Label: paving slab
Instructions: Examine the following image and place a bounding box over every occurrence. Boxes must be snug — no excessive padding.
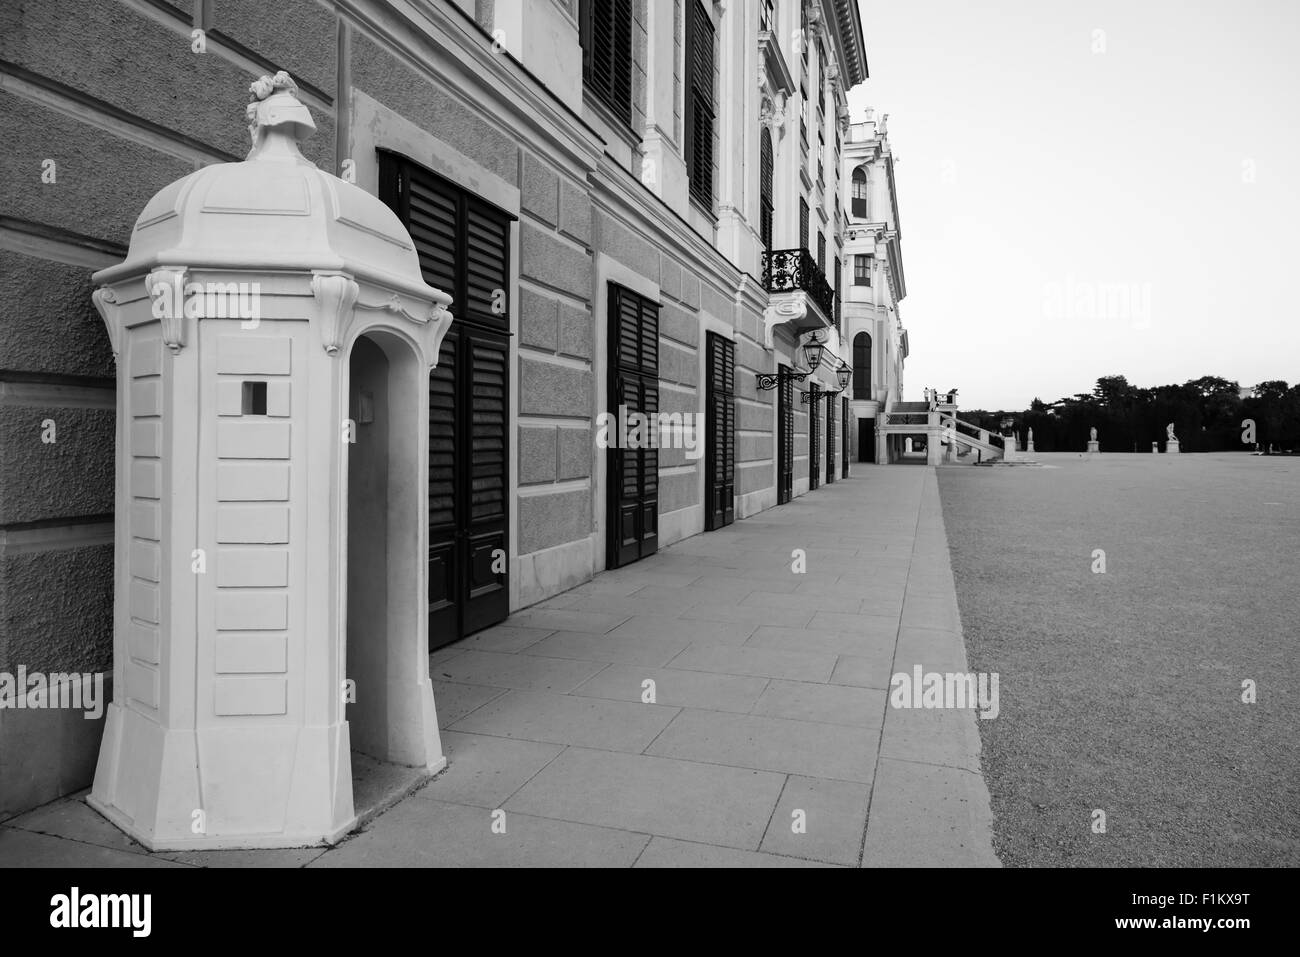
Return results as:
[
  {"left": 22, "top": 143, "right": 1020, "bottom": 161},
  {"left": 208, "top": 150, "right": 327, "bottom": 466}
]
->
[
  {"left": 667, "top": 642, "right": 837, "bottom": 683},
  {"left": 310, "top": 799, "right": 649, "bottom": 868},
  {"left": 569, "top": 665, "right": 769, "bottom": 713},
  {"left": 861, "top": 758, "right": 998, "bottom": 868},
  {"left": 449, "top": 689, "right": 678, "bottom": 752},
  {"left": 760, "top": 775, "right": 871, "bottom": 866},
  {"left": 830, "top": 653, "right": 895, "bottom": 690},
  {"left": 431, "top": 650, "right": 608, "bottom": 693},
  {"left": 5, "top": 794, "right": 149, "bottom": 858},
  {"left": 454, "top": 624, "right": 555, "bottom": 654},
  {"left": 422, "top": 732, "right": 566, "bottom": 808},
  {"left": 679, "top": 601, "right": 816, "bottom": 629},
  {"left": 505, "top": 608, "right": 633, "bottom": 634},
  {"left": 647, "top": 709, "right": 877, "bottom": 784},
  {"left": 608, "top": 614, "right": 757, "bottom": 645},
  {"left": 432, "top": 680, "right": 510, "bottom": 727},
  {"left": 504, "top": 747, "right": 785, "bottom": 850},
  {"left": 525, "top": 630, "right": 692, "bottom": 667},
  {"left": 750, "top": 679, "right": 887, "bottom": 728},
  {"left": 746, "top": 624, "right": 895, "bottom": 658},
  {"left": 0, "top": 827, "right": 185, "bottom": 868},
  {"left": 635, "top": 836, "right": 836, "bottom": 868}
]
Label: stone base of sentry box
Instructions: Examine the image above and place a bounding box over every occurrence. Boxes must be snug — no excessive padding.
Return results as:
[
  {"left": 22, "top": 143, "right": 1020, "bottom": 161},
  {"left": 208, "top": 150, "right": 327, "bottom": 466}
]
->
[{"left": 87, "top": 700, "right": 445, "bottom": 850}]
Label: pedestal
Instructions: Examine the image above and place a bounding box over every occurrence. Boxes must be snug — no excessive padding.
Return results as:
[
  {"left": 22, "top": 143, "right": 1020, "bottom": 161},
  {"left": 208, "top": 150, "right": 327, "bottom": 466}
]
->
[
  {"left": 1166, "top": 439, "right": 1180, "bottom": 454},
  {"left": 1086, "top": 441, "right": 1100, "bottom": 453}
]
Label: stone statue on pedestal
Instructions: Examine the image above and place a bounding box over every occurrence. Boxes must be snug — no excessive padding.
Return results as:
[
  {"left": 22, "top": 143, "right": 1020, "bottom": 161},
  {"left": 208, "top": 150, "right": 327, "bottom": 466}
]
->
[
  {"left": 1087, "top": 426, "right": 1100, "bottom": 453},
  {"left": 1165, "top": 422, "right": 1180, "bottom": 453}
]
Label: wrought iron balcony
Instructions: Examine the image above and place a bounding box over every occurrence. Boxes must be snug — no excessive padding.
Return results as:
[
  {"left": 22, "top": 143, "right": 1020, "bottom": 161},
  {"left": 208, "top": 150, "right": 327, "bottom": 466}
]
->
[{"left": 762, "top": 247, "right": 836, "bottom": 321}]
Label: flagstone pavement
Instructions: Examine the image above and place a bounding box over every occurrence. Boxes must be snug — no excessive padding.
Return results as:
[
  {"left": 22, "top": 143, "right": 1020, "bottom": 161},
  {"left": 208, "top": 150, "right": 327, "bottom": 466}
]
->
[{"left": 0, "top": 466, "right": 998, "bottom": 868}]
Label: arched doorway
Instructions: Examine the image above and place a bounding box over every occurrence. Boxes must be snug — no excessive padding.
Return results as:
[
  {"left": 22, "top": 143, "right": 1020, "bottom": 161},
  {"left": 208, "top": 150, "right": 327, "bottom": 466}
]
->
[{"left": 346, "top": 331, "right": 435, "bottom": 772}]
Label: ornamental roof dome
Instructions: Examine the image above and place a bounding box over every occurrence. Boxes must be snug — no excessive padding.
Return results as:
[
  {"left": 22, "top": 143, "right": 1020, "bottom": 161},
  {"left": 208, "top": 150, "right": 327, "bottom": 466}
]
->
[{"left": 94, "top": 72, "right": 437, "bottom": 304}]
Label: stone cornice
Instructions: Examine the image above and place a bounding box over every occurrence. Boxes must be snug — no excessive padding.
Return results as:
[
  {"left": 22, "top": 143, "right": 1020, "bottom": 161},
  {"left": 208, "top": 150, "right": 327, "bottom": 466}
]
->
[{"left": 338, "top": 0, "right": 604, "bottom": 175}]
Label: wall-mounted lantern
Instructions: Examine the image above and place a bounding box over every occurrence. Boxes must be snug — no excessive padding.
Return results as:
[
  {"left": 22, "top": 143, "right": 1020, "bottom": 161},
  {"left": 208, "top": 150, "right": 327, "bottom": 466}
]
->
[{"left": 802, "top": 330, "right": 827, "bottom": 370}]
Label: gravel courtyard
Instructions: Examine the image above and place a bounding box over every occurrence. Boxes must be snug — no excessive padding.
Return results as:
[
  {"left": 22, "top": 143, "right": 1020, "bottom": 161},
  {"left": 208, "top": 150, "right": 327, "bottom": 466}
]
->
[{"left": 937, "top": 452, "right": 1300, "bottom": 867}]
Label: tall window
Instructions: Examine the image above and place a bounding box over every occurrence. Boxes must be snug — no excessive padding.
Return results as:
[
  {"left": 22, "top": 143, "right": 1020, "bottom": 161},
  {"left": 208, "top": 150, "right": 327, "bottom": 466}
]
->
[
  {"left": 760, "top": 128, "right": 774, "bottom": 251},
  {"left": 854, "top": 254, "right": 871, "bottom": 286},
  {"left": 853, "top": 332, "right": 872, "bottom": 400},
  {"left": 851, "top": 167, "right": 868, "bottom": 218},
  {"left": 685, "top": 0, "right": 716, "bottom": 208},
  {"left": 799, "top": 198, "right": 809, "bottom": 251},
  {"left": 579, "top": 0, "right": 633, "bottom": 125},
  {"left": 816, "top": 231, "right": 825, "bottom": 272}
]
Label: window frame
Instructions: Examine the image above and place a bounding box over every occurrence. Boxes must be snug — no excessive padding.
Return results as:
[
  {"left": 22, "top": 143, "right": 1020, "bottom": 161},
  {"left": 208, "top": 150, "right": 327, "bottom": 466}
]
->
[
  {"left": 579, "top": 0, "right": 634, "bottom": 128},
  {"left": 684, "top": 0, "right": 716, "bottom": 210}
]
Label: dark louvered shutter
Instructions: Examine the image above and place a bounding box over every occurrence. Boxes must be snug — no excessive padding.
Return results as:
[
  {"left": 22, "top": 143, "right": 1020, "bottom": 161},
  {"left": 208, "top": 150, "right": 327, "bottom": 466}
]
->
[
  {"left": 834, "top": 255, "right": 842, "bottom": 333},
  {"left": 379, "top": 151, "right": 514, "bottom": 644},
  {"left": 799, "top": 199, "right": 810, "bottom": 252},
  {"left": 809, "top": 382, "right": 820, "bottom": 490},
  {"left": 581, "top": 0, "right": 633, "bottom": 125},
  {"left": 469, "top": 338, "right": 507, "bottom": 523},
  {"left": 826, "top": 391, "right": 836, "bottom": 484},
  {"left": 686, "top": 0, "right": 715, "bottom": 208},
  {"left": 760, "top": 129, "right": 774, "bottom": 252},
  {"left": 778, "top": 365, "right": 794, "bottom": 505},
  {"left": 465, "top": 203, "right": 510, "bottom": 330},
  {"left": 705, "top": 333, "right": 735, "bottom": 530},
  {"left": 817, "top": 231, "right": 825, "bottom": 273},
  {"left": 608, "top": 285, "right": 660, "bottom": 568},
  {"left": 426, "top": 330, "right": 457, "bottom": 634},
  {"left": 407, "top": 175, "right": 456, "bottom": 297},
  {"left": 842, "top": 397, "right": 851, "bottom": 478}
]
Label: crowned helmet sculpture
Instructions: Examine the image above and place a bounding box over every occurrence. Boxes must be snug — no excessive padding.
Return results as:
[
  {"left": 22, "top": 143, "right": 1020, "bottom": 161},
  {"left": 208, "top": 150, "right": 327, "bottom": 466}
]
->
[{"left": 245, "top": 70, "right": 316, "bottom": 155}]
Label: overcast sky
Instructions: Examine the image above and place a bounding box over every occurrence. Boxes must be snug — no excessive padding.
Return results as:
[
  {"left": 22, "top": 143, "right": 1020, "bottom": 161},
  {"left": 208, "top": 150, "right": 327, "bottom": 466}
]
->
[{"left": 847, "top": 0, "right": 1300, "bottom": 410}]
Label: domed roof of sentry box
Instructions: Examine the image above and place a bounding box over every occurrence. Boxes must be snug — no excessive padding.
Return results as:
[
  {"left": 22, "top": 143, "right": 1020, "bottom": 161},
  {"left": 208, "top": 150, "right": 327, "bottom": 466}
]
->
[{"left": 93, "top": 72, "right": 438, "bottom": 303}]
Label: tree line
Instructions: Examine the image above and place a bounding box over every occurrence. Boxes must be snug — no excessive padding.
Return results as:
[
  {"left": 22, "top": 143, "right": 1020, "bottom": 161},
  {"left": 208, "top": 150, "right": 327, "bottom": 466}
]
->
[{"left": 960, "top": 376, "right": 1300, "bottom": 453}]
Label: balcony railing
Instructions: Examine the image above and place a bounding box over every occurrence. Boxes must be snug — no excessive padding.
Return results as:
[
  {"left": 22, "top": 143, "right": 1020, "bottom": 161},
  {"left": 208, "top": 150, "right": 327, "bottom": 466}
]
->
[{"left": 762, "top": 247, "right": 835, "bottom": 321}]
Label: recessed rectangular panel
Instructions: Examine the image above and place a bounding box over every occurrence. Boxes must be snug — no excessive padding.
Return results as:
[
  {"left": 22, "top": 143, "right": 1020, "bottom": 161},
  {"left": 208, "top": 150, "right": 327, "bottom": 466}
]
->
[
  {"left": 127, "top": 623, "right": 160, "bottom": 665},
  {"left": 428, "top": 543, "right": 455, "bottom": 611},
  {"left": 130, "top": 420, "right": 161, "bottom": 458},
  {"left": 217, "top": 549, "right": 289, "bottom": 587},
  {"left": 129, "top": 540, "right": 161, "bottom": 583},
  {"left": 131, "top": 501, "right": 161, "bottom": 540},
  {"left": 213, "top": 677, "right": 288, "bottom": 716},
  {"left": 125, "top": 661, "right": 158, "bottom": 709},
  {"left": 132, "top": 338, "right": 163, "bottom": 377},
  {"left": 217, "top": 421, "right": 291, "bottom": 459},
  {"left": 130, "top": 581, "right": 160, "bottom": 625},
  {"left": 215, "top": 591, "right": 288, "bottom": 631},
  {"left": 217, "top": 463, "right": 290, "bottom": 501},
  {"left": 131, "top": 379, "right": 161, "bottom": 416},
  {"left": 216, "top": 336, "right": 291, "bottom": 375},
  {"left": 131, "top": 460, "right": 162, "bottom": 499},
  {"left": 216, "top": 506, "right": 289, "bottom": 544},
  {"left": 214, "top": 635, "right": 288, "bottom": 674}
]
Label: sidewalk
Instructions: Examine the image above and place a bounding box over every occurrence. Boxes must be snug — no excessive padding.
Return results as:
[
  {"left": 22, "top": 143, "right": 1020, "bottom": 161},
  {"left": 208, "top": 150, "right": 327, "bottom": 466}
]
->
[{"left": 0, "top": 467, "right": 998, "bottom": 868}]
